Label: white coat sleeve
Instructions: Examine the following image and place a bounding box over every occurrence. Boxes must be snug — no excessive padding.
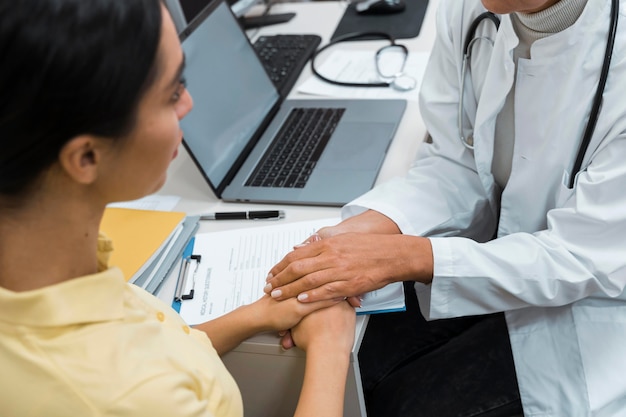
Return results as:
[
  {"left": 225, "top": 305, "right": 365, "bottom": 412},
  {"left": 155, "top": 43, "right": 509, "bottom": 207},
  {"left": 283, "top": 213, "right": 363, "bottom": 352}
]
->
[{"left": 423, "top": 132, "right": 626, "bottom": 319}]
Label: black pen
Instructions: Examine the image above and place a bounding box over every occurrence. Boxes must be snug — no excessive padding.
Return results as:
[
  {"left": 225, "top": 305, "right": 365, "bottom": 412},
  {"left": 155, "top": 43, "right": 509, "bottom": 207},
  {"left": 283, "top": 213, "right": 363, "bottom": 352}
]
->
[{"left": 200, "top": 210, "right": 285, "bottom": 220}]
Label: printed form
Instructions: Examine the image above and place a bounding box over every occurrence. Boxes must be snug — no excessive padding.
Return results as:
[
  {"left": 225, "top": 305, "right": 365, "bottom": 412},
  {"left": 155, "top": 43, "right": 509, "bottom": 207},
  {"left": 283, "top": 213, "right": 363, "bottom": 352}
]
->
[{"left": 178, "top": 218, "right": 405, "bottom": 325}]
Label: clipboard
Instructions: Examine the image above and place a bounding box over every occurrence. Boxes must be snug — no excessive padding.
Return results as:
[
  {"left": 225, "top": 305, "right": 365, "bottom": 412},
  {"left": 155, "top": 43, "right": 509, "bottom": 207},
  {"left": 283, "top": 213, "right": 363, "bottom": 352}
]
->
[
  {"left": 133, "top": 215, "right": 200, "bottom": 294},
  {"left": 172, "top": 237, "right": 196, "bottom": 313},
  {"left": 170, "top": 219, "right": 405, "bottom": 325}
]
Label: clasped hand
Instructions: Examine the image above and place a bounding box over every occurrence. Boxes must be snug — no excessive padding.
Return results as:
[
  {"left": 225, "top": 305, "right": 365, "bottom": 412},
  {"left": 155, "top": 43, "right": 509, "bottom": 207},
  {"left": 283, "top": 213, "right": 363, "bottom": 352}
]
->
[{"left": 264, "top": 225, "right": 433, "bottom": 304}]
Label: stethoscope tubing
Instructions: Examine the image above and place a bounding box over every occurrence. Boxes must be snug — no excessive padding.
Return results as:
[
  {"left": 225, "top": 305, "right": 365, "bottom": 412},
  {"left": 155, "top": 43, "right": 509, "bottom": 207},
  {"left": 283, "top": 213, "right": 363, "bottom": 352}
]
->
[
  {"left": 310, "top": 31, "right": 417, "bottom": 91},
  {"left": 458, "top": 2, "right": 618, "bottom": 188},
  {"left": 569, "top": 0, "right": 618, "bottom": 187},
  {"left": 311, "top": 31, "right": 394, "bottom": 88},
  {"left": 458, "top": 12, "right": 500, "bottom": 150}
]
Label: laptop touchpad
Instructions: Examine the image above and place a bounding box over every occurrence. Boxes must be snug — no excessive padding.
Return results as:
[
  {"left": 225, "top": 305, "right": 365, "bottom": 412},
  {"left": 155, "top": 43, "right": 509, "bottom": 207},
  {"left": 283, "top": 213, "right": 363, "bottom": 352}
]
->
[{"left": 317, "top": 122, "right": 395, "bottom": 170}]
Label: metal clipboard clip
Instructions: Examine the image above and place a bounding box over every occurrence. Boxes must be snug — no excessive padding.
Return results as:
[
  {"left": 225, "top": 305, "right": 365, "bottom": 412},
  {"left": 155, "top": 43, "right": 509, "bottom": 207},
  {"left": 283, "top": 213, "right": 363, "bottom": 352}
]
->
[{"left": 174, "top": 254, "right": 201, "bottom": 302}]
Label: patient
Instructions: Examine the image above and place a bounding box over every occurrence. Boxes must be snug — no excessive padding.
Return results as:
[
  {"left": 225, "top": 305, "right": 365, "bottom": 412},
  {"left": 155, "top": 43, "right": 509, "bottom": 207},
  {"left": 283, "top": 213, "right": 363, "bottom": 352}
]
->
[{"left": 0, "top": 1, "right": 354, "bottom": 416}]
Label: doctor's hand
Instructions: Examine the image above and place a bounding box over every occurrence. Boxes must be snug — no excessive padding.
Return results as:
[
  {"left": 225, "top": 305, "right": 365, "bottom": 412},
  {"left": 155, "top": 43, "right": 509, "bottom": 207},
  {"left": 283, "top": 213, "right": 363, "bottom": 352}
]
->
[
  {"left": 304, "top": 209, "right": 404, "bottom": 242},
  {"left": 264, "top": 231, "right": 434, "bottom": 304},
  {"left": 294, "top": 209, "right": 405, "bottom": 307}
]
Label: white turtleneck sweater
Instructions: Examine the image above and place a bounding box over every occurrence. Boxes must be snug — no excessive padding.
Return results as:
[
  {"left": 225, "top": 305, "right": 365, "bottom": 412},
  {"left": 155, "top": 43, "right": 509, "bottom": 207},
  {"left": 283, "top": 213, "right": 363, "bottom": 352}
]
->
[{"left": 491, "top": 0, "right": 587, "bottom": 190}]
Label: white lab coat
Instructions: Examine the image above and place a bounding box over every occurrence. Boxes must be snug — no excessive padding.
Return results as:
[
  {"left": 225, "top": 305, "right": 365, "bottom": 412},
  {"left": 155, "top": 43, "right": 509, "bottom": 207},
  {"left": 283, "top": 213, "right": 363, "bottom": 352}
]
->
[{"left": 344, "top": 0, "right": 626, "bottom": 415}]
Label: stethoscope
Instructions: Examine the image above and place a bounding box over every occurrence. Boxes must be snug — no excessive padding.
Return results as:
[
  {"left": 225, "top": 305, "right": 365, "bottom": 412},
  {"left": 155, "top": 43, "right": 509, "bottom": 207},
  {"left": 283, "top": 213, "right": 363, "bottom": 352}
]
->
[
  {"left": 459, "top": 0, "right": 618, "bottom": 188},
  {"left": 310, "top": 31, "right": 417, "bottom": 91}
]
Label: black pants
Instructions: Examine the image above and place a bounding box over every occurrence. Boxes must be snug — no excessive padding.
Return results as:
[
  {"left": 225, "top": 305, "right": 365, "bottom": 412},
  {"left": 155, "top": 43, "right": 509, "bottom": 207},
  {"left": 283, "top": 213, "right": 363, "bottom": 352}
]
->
[{"left": 358, "top": 282, "right": 523, "bottom": 417}]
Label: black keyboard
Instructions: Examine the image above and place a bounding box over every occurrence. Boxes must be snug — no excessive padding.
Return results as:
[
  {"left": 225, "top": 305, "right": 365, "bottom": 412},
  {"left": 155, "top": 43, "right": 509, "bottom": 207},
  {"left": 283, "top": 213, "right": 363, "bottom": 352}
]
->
[
  {"left": 245, "top": 107, "right": 345, "bottom": 188},
  {"left": 253, "top": 34, "right": 322, "bottom": 97}
]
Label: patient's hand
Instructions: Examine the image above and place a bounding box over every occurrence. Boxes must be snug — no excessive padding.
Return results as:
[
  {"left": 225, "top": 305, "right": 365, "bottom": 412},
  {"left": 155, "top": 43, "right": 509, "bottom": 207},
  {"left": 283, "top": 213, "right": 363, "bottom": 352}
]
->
[
  {"left": 291, "top": 300, "right": 356, "bottom": 354},
  {"left": 290, "top": 301, "right": 356, "bottom": 417}
]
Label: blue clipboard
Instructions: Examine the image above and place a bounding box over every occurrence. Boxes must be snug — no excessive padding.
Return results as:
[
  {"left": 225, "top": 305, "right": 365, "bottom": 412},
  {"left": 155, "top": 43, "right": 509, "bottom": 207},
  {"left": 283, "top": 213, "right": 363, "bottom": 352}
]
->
[{"left": 172, "top": 236, "right": 196, "bottom": 313}]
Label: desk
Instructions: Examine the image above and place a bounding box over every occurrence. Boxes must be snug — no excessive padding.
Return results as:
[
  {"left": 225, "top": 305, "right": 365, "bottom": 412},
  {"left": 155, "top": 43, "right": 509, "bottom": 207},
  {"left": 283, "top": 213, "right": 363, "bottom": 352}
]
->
[{"left": 157, "top": 1, "right": 438, "bottom": 415}]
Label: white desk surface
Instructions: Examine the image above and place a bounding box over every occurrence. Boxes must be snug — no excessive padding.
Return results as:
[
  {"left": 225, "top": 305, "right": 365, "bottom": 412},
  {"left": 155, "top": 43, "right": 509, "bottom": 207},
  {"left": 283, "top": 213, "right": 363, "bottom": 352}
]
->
[{"left": 156, "top": 1, "right": 439, "bottom": 415}]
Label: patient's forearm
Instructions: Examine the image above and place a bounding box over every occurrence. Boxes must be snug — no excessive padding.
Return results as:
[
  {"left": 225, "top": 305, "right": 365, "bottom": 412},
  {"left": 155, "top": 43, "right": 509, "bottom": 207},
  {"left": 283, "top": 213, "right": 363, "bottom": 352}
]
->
[
  {"left": 193, "top": 304, "right": 264, "bottom": 355},
  {"left": 294, "top": 343, "right": 351, "bottom": 417}
]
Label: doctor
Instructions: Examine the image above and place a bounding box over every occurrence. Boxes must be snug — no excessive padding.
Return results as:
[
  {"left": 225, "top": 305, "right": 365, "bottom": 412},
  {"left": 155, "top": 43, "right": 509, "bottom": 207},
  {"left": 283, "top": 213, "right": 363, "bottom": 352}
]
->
[{"left": 265, "top": 0, "right": 626, "bottom": 415}]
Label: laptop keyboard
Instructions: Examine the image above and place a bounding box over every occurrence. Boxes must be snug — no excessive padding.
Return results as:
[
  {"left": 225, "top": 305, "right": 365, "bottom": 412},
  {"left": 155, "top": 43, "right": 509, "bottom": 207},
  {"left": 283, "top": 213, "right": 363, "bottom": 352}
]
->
[
  {"left": 245, "top": 107, "right": 345, "bottom": 188},
  {"left": 253, "top": 34, "right": 321, "bottom": 97}
]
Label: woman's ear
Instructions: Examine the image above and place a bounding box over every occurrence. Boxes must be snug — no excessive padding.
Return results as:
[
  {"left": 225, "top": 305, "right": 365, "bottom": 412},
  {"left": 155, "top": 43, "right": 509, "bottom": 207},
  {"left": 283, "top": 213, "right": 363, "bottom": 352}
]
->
[{"left": 57, "top": 135, "right": 106, "bottom": 185}]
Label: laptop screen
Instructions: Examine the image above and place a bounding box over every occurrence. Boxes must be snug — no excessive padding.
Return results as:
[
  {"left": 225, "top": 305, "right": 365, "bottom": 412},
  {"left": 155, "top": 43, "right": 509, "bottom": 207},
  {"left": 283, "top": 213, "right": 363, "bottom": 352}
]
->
[{"left": 179, "top": 1, "right": 279, "bottom": 191}]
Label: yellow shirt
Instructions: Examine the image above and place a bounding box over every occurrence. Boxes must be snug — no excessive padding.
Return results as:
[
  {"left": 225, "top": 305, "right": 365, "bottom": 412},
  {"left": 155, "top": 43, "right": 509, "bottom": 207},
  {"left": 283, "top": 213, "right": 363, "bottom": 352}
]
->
[{"left": 0, "top": 235, "right": 243, "bottom": 417}]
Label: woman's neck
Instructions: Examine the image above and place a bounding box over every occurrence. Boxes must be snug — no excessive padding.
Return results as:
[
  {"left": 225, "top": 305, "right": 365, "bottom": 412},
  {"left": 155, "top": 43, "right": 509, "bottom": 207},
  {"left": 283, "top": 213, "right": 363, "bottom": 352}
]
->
[{"left": 0, "top": 195, "right": 104, "bottom": 292}]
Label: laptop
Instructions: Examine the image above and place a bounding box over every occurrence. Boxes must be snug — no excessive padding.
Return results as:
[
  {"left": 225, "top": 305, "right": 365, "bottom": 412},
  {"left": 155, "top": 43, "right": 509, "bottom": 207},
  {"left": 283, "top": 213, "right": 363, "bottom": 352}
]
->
[{"left": 178, "top": 0, "right": 407, "bottom": 206}]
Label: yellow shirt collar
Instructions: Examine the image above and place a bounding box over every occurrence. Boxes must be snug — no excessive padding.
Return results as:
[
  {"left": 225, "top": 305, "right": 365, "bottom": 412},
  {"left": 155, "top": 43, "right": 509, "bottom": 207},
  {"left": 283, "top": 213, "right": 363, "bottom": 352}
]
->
[{"left": 0, "top": 233, "right": 126, "bottom": 327}]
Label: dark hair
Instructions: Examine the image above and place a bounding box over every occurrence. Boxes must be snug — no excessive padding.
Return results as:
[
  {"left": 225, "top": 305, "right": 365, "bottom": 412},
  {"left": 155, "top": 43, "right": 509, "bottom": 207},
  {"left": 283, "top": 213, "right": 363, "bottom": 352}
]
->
[{"left": 0, "top": 0, "right": 162, "bottom": 197}]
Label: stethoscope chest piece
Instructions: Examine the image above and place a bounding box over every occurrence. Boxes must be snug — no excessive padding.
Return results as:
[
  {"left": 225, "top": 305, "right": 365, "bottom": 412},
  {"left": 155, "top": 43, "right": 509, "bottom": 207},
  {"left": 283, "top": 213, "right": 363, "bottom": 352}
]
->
[{"left": 391, "top": 75, "right": 417, "bottom": 91}]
